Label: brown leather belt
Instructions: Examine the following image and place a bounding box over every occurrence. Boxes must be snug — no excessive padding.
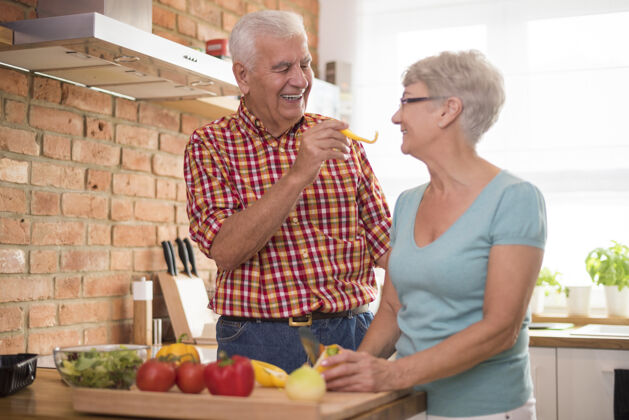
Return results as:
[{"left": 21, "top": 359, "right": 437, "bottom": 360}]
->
[{"left": 221, "top": 305, "right": 369, "bottom": 327}]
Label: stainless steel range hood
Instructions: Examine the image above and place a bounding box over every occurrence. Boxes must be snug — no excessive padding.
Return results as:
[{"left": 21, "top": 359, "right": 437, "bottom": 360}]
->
[{"left": 0, "top": 12, "right": 240, "bottom": 102}]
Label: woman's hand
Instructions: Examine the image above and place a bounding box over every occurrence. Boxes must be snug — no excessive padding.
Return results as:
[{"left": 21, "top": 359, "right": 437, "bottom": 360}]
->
[{"left": 320, "top": 350, "right": 400, "bottom": 392}]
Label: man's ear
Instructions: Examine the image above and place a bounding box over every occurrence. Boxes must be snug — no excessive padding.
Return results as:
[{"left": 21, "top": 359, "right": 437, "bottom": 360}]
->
[
  {"left": 437, "top": 97, "right": 463, "bottom": 128},
  {"left": 233, "top": 62, "right": 250, "bottom": 95}
]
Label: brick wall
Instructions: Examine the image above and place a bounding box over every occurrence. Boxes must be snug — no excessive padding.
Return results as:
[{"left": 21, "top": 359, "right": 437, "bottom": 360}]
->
[{"left": 0, "top": 0, "right": 320, "bottom": 354}]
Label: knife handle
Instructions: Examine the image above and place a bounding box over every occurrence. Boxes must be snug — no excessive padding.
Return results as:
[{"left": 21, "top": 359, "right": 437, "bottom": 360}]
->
[
  {"left": 183, "top": 238, "right": 198, "bottom": 277},
  {"left": 176, "top": 237, "right": 191, "bottom": 277},
  {"left": 161, "top": 241, "right": 175, "bottom": 276},
  {"left": 166, "top": 241, "right": 178, "bottom": 276}
]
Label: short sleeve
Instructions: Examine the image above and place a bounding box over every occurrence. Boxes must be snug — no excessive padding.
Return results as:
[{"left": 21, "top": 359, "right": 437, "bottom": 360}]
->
[{"left": 490, "top": 181, "right": 547, "bottom": 249}]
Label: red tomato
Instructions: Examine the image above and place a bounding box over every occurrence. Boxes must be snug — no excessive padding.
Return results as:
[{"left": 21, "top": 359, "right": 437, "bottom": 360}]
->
[
  {"left": 136, "top": 359, "right": 176, "bottom": 392},
  {"left": 204, "top": 352, "right": 254, "bottom": 397},
  {"left": 176, "top": 362, "right": 206, "bottom": 394}
]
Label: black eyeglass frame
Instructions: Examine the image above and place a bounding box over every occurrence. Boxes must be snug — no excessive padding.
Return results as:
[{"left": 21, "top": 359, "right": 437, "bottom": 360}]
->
[{"left": 400, "top": 96, "right": 446, "bottom": 105}]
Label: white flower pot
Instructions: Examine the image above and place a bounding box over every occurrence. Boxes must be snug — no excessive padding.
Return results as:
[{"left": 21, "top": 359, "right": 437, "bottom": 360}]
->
[
  {"left": 566, "top": 286, "right": 591, "bottom": 316},
  {"left": 530, "top": 286, "right": 545, "bottom": 314},
  {"left": 604, "top": 286, "right": 629, "bottom": 317}
]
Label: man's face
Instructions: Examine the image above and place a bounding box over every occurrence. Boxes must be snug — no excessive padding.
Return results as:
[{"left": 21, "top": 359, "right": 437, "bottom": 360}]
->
[{"left": 236, "top": 33, "right": 313, "bottom": 137}]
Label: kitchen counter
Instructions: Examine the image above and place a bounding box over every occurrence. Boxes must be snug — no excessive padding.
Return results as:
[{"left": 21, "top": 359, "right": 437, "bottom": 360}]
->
[
  {"left": 529, "top": 327, "right": 629, "bottom": 350},
  {"left": 0, "top": 368, "right": 426, "bottom": 420}
]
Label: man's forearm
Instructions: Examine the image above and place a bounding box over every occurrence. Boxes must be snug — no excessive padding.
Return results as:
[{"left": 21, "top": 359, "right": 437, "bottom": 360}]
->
[{"left": 209, "top": 171, "right": 308, "bottom": 271}]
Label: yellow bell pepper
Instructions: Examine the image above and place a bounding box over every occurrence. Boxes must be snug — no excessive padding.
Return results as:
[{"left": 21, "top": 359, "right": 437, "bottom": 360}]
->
[
  {"left": 251, "top": 360, "right": 288, "bottom": 388},
  {"left": 155, "top": 334, "right": 200, "bottom": 366},
  {"left": 340, "top": 128, "right": 379, "bottom": 144},
  {"left": 314, "top": 344, "right": 342, "bottom": 373}
]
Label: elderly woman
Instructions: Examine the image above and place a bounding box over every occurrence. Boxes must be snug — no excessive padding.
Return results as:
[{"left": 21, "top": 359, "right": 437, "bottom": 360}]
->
[{"left": 322, "top": 50, "right": 546, "bottom": 420}]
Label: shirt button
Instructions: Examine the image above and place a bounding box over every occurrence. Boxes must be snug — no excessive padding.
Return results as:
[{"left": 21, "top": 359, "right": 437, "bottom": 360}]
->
[
  {"left": 291, "top": 217, "right": 299, "bottom": 225},
  {"left": 255, "top": 120, "right": 261, "bottom": 127}
]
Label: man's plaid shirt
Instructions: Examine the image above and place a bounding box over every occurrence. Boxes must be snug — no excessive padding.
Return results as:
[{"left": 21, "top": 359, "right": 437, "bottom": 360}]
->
[{"left": 185, "top": 100, "right": 391, "bottom": 318}]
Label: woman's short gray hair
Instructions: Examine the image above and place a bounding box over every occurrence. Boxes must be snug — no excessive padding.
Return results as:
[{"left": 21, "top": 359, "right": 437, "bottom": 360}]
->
[
  {"left": 229, "top": 10, "right": 307, "bottom": 69},
  {"left": 403, "top": 50, "right": 505, "bottom": 145}
]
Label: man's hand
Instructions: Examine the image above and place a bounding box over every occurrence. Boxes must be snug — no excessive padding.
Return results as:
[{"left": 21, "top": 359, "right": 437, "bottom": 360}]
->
[{"left": 290, "top": 119, "right": 350, "bottom": 186}]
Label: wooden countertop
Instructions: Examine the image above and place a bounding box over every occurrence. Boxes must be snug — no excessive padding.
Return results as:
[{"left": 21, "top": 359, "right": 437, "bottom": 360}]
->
[
  {"left": 1, "top": 369, "right": 426, "bottom": 420},
  {"left": 529, "top": 328, "right": 629, "bottom": 350}
]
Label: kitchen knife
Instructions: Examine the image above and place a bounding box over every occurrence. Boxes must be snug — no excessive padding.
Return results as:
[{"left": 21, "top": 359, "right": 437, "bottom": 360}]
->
[
  {"left": 165, "top": 241, "right": 178, "bottom": 276},
  {"left": 175, "top": 237, "right": 192, "bottom": 277},
  {"left": 298, "top": 327, "right": 322, "bottom": 366},
  {"left": 161, "top": 241, "right": 175, "bottom": 276},
  {"left": 183, "top": 238, "right": 198, "bottom": 277}
]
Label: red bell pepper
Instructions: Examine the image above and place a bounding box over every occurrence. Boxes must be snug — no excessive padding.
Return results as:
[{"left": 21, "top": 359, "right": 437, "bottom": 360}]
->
[{"left": 204, "top": 351, "right": 255, "bottom": 397}]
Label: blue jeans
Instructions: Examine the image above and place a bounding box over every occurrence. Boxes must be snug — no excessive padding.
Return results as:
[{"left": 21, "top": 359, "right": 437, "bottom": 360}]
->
[{"left": 216, "top": 312, "right": 374, "bottom": 373}]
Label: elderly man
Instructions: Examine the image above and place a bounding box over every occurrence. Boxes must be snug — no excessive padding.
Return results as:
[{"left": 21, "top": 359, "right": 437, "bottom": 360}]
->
[{"left": 185, "top": 10, "right": 391, "bottom": 373}]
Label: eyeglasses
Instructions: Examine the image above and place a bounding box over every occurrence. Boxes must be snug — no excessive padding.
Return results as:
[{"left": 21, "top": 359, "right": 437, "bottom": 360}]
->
[{"left": 400, "top": 96, "right": 444, "bottom": 106}]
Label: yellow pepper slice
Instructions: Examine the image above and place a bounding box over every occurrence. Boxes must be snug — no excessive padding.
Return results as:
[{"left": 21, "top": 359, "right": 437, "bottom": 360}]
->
[
  {"left": 340, "top": 128, "right": 379, "bottom": 144},
  {"left": 251, "top": 359, "right": 288, "bottom": 388},
  {"left": 314, "top": 344, "right": 342, "bottom": 373}
]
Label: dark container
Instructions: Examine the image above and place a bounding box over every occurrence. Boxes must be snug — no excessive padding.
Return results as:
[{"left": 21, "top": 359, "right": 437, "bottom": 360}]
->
[{"left": 0, "top": 353, "right": 38, "bottom": 397}]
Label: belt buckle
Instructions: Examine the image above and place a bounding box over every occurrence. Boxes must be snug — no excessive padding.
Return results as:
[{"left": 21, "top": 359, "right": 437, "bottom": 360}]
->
[{"left": 289, "top": 313, "right": 312, "bottom": 327}]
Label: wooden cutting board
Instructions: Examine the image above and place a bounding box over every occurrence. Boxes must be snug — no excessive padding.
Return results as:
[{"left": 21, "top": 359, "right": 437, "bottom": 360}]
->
[{"left": 72, "top": 386, "right": 424, "bottom": 420}]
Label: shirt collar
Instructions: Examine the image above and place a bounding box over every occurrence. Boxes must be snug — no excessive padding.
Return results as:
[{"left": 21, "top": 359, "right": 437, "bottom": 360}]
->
[{"left": 237, "top": 97, "right": 305, "bottom": 142}]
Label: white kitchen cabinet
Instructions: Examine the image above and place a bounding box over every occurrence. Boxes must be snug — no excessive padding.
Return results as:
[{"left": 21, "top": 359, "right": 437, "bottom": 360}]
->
[
  {"left": 529, "top": 347, "right": 557, "bottom": 420},
  {"left": 557, "top": 348, "right": 629, "bottom": 420}
]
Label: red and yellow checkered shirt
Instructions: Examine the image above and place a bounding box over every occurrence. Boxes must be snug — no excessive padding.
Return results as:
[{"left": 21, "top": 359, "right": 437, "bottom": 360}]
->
[{"left": 185, "top": 100, "right": 391, "bottom": 318}]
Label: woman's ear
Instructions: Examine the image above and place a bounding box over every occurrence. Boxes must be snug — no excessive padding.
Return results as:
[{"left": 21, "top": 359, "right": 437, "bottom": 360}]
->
[
  {"left": 438, "top": 97, "right": 463, "bottom": 128},
  {"left": 233, "top": 62, "right": 250, "bottom": 95}
]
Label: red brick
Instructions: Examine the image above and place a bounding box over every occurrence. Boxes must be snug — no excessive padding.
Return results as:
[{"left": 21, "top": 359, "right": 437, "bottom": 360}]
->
[
  {"left": 60, "top": 249, "right": 108, "bottom": 272},
  {"left": 60, "top": 300, "right": 110, "bottom": 325},
  {"left": 159, "top": 0, "right": 186, "bottom": 11},
  {"left": 264, "top": 0, "right": 279, "bottom": 9},
  {"left": 111, "top": 296, "right": 133, "bottom": 321},
  {"left": 0, "top": 306, "right": 23, "bottom": 332},
  {"left": 0, "top": 218, "right": 29, "bottom": 245},
  {"left": 54, "top": 276, "right": 81, "bottom": 299},
  {"left": 42, "top": 134, "right": 72, "bottom": 160},
  {"left": 111, "top": 198, "right": 133, "bottom": 221},
  {"left": 0, "top": 125, "right": 38, "bottom": 155},
  {"left": 197, "top": 24, "right": 228, "bottom": 44},
  {"left": 180, "top": 114, "right": 203, "bottom": 136},
  {"left": 134, "top": 248, "right": 168, "bottom": 271},
  {"left": 154, "top": 29, "right": 190, "bottom": 46},
  {"left": 88, "top": 223, "right": 111, "bottom": 245},
  {"left": 31, "top": 161, "right": 84, "bottom": 190},
  {"left": 115, "top": 98, "right": 138, "bottom": 121},
  {"left": 0, "top": 248, "right": 26, "bottom": 273},
  {"left": 112, "top": 224, "right": 156, "bottom": 247},
  {"left": 175, "top": 204, "right": 188, "bottom": 224},
  {"left": 0, "top": 334, "right": 26, "bottom": 354},
  {"left": 29, "top": 303, "right": 57, "bottom": 328},
  {"left": 122, "top": 148, "right": 152, "bottom": 172},
  {"left": 84, "top": 326, "right": 108, "bottom": 345},
  {"left": 16, "top": 0, "right": 37, "bottom": 8},
  {"left": 28, "top": 329, "right": 81, "bottom": 354},
  {"left": 0, "top": 186, "right": 26, "bottom": 213},
  {"left": 31, "top": 190, "right": 60, "bottom": 215},
  {"left": 115, "top": 124, "right": 159, "bottom": 149},
  {"left": 32, "top": 221, "right": 84, "bottom": 246},
  {"left": 176, "top": 183, "right": 187, "bottom": 201},
  {"left": 109, "top": 322, "right": 132, "bottom": 344},
  {"left": 222, "top": 12, "right": 240, "bottom": 32},
  {"left": 5, "top": 100, "right": 27, "bottom": 124},
  {"left": 112, "top": 173, "right": 155, "bottom": 198},
  {"left": 153, "top": 4, "right": 176, "bottom": 29},
  {"left": 30, "top": 249, "right": 58, "bottom": 274},
  {"left": 215, "top": 0, "right": 245, "bottom": 14},
  {"left": 62, "top": 193, "right": 108, "bottom": 219},
  {"left": 139, "top": 103, "right": 180, "bottom": 132},
  {"left": 33, "top": 76, "right": 62, "bottom": 103},
  {"left": 153, "top": 153, "right": 183, "bottom": 178},
  {"left": 0, "top": 2, "right": 24, "bottom": 20},
  {"left": 189, "top": 0, "right": 222, "bottom": 27},
  {"left": 134, "top": 200, "right": 173, "bottom": 223},
  {"left": 84, "top": 273, "right": 130, "bottom": 297},
  {"left": 0, "top": 157, "right": 29, "bottom": 184},
  {"left": 177, "top": 14, "right": 196, "bottom": 38},
  {"left": 72, "top": 139, "right": 120, "bottom": 166},
  {"left": 160, "top": 132, "right": 189, "bottom": 155},
  {"left": 29, "top": 105, "right": 83, "bottom": 136},
  {"left": 61, "top": 84, "right": 112, "bottom": 114},
  {"left": 87, "top": 169, "right": 111, "bottom": 192},
  {"left": 111, "top": 250, "right": 133, "bottom": 271},
  {"left": 157, "top": 225, "right": 177, "bottom": 243},
  {"left": 246, "top": 3, "right": 264, "bottom": 13},
  {"left": 86, "top": 117, "right": 113, "bottom": 141},
  {"left": 156, "top": 178, "right": 177, "bottom": 200},
  {"left": 0, "top": 276, "right": 53, "bottom": 303},
  {"left": 0, "top": 68, "right": 28, "bottom": 97}
]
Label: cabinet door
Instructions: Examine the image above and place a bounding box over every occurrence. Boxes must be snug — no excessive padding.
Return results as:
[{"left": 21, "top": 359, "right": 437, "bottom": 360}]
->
[
  {"left": 530, "top": 347, "right": 557, "bottom": 420},
  {"left": 557, "top": 348, "right": 629, "bottom": 420}
]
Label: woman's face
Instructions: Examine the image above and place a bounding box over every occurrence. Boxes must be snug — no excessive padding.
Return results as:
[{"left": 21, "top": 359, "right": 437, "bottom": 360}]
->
[{"left": 391, "top": 81, "right": 443, "bottom": 156}]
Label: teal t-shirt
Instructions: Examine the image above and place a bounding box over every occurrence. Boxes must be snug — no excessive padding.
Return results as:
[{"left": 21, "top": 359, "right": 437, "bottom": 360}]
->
[{"left": 389, "top": 170, "right": 547, "bottom": 417}]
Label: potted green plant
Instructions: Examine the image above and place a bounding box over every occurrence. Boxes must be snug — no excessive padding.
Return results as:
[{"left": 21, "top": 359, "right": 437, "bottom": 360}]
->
[
  {"left": 585, "top": 241, "right": 629, "bottom": 317},
  {"left": 531, "top": 267, "right": 563, "bottom": 314}
]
